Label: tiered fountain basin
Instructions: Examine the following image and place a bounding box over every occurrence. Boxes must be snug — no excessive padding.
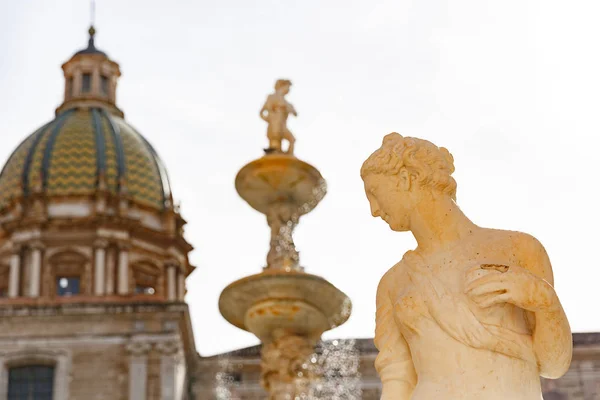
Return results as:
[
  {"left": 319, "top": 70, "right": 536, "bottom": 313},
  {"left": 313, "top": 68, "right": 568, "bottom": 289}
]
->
[
  {"left": 219, "top": 270, "right": 351, "bottom": 342},
  {"left": 235, "top": 153, "right": 326, "bottom": 215}
]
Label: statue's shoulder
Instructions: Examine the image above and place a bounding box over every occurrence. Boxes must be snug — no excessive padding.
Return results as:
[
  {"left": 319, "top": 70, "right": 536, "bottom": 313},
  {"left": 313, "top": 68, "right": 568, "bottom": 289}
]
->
[
  {"left": 479, "top": 228, "right": 549, "bottom": 273},
  {"left": 480, "top": 227, "right": 545, "bottom": 254},
  {"left": 378, "top": 258, "right": 411, "bottom": 292}
]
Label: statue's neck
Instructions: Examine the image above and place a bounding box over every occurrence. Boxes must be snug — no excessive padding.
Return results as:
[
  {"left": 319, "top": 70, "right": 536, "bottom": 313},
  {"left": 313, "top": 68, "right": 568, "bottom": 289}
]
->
[{"left": 410, "top": 197, "right": 478, "bottom": 254}]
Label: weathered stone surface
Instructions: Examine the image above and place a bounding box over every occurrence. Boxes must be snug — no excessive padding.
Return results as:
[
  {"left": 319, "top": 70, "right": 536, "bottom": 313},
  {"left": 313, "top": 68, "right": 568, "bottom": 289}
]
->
[{"left": 361, "top": 133, "right": 572, "bottom": 399}]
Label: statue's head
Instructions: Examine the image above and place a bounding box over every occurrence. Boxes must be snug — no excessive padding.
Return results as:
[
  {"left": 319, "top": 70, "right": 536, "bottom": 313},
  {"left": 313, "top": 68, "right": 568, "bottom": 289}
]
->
[
  {"left": 275, "top": 79, "right": 292, "bottom": 94},
  {"left": 361, "top": 133, "right": 456, "bottom": 231}
]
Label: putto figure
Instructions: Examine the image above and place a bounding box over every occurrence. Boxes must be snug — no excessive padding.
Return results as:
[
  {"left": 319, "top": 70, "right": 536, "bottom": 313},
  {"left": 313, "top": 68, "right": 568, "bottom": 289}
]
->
[
  {"left": 361, "top": 133, "right": 572, "bottom": 400},
  {"left": 260, "top": 79, "right": 297, "bottom": 154}
]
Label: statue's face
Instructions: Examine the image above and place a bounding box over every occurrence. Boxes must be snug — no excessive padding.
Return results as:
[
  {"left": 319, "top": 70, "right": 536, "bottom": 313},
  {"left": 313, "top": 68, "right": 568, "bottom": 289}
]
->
[
  {"left": 276, "top": 84, "right": 290, "bottom": 95},
  {"left": 363, "top": 173, "right": 413, "bottom": 232}
]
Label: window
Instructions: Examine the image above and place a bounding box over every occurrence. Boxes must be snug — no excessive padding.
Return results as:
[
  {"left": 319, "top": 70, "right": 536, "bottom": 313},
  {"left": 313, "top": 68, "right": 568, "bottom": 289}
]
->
[
  {"left": 0, "top": 265, "right": 8, "bottom": 297},
  {"left": 56, "top": 277, "right": 80, "bottom": 296},
  {"left": 81, "top": 73, "right": 91, "bottom": 93},
  {"left": 135, "top": 285, "right": 155, "bottom": 295},
  {"left": 8, "top": 365, "right": 54, "bottom": 400},
  {"left": 100, "top": 75, "right": 109, "bottom": 96},
  {"left": 49, "top": 251, "right": 87, "bottom": 297},
  {"left": 65, "top": 77, "right": 73, "bottom": 100},
  {"left": 132, "top": 263, "right": 160, "bottom": 296}
]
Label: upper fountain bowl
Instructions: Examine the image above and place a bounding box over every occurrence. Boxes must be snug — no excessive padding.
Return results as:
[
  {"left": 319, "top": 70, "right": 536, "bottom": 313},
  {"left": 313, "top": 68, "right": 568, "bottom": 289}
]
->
[{"left": 235, "top": 154, "right": 326, "bottom": 216}]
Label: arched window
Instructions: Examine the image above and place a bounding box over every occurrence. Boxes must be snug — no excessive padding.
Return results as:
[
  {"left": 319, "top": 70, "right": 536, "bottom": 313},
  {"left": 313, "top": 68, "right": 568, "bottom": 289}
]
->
[
  {"left": 132, "top": 262, "right": 160, "bottom": 296},
  {"left": 100, "top": 75, "right": 109, "bottom": 96},
  {"left": 8, "top": 365, "right": 54, "bottom": 399},
  {"left": 47, "top": 250, "right": 88, "bottom": 297},
  {"left": 65, "top": 77, "right": 73, "bottom": 101},
  {"left": 81, "top": 73, "right": 92, "bottom": 93}
]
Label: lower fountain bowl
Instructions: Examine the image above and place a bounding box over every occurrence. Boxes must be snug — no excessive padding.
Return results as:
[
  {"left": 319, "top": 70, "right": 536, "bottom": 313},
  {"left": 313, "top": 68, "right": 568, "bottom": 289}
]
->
[{"left": 219, "top": 270, "right": 351, "bottom": 341}]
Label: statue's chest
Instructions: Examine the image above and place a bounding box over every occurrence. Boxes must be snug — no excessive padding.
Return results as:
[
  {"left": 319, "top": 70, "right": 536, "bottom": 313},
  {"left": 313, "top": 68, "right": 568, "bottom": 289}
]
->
[{"left": 393, "top": 253, "right": 519, "bottom": 333}]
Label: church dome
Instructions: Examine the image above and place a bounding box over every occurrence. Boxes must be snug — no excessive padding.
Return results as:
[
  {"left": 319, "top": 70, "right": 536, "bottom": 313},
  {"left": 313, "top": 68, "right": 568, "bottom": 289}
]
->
[
  {"left": 0, "top": 25, "right": 192, "bottom": 310},
  {"left": 0, "top": 108, "right": 171, "bottom": 211}
]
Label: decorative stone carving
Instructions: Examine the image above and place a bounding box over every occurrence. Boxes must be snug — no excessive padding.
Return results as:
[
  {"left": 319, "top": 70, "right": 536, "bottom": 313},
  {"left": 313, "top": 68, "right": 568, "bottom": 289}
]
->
[
  {"left": 126, "top": 341, "right": 152, "bottom": 400},
  {"left": 266, "top": 202, "right": 300, "bottom": 270},
  {"left": 361, "top": 133, "right": 573, "bottom": 399},
  {"left": 125, "top": 341, "right": 152, "bottom": 356},
  {"left": 156, "top": 340, "right": 183, "bottom": 400},
  {"left": 261, "top": 334, "right": 315, "bottom": 400},
  {"left": 155, "top": 341, "right": 180, "bottom": 356},
  {"left": 260, "top": 79, "right": 297, "bottom": 154}
]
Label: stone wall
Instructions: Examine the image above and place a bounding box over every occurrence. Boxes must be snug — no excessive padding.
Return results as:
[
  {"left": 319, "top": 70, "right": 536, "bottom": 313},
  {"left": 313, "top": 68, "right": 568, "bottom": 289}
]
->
[
  {"left": 196, "top": 333, "right": 600, "bottom": 400},
  {"left": 0, "top": 302, "right": 195, "bottom": 400}
]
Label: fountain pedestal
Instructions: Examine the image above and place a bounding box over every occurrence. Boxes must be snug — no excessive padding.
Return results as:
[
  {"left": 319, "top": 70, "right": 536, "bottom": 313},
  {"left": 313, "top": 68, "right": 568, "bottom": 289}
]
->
[{"left": 219, "top": 153, "right": 351, "bottom": 399}]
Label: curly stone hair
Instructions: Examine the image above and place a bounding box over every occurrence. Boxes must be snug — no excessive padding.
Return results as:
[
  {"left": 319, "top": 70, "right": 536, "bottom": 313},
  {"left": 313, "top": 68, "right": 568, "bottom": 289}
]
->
[
  {"left": 361, "top": 132, "right": 457, "bottom": 199},
  {"left": 274, "top": 79, "right": 292, "bottom": 90}
]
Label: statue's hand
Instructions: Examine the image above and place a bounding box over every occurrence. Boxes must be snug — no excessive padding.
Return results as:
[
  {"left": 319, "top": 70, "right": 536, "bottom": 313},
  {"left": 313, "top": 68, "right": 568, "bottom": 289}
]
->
[{"left": 464, "top": 264, "right": 559, "bottom": 312}]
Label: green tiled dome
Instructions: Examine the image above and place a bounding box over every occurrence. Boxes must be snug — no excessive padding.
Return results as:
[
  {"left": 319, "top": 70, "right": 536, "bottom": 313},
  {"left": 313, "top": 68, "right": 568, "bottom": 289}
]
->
[{"left": 0, "top": 108, "right": 172, "bottom": 211}]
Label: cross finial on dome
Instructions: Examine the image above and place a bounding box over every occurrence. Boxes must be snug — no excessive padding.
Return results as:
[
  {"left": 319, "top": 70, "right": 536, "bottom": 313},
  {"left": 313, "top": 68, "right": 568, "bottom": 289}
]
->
[{"left": 88, "top": 25, "right": 97, "bottom": 49}]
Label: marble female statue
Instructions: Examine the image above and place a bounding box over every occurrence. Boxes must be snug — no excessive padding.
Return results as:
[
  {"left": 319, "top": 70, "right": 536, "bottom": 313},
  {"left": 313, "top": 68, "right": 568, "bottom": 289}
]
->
[
  {"left": 361, "top": 133, "right": 572, "bottom": 399},
  {"left": 260, "top": 79, "right": 297, "bottom": 154}
]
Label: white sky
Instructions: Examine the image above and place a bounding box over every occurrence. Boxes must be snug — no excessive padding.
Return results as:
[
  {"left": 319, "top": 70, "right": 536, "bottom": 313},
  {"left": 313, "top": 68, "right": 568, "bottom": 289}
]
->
[{"left": 1, "top": 1, "right": 599, "bottom": 357}]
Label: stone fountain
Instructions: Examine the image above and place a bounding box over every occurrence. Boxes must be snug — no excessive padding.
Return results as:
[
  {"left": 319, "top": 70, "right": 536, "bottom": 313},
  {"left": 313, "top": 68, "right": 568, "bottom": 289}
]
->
[{"left": 219, "top": 79, "right": 351, "bottom": 399}]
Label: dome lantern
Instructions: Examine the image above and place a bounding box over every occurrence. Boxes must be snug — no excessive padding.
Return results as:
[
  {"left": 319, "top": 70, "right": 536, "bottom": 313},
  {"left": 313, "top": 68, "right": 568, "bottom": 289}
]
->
[{"left": 56, "top": 26, "right": 123, "bottom": 117}]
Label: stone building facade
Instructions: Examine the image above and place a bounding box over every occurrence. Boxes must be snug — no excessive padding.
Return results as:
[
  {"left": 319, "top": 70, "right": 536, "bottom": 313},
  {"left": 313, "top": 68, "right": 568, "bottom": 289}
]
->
[
  {"left": 0, "top": 27, "right": 196, "bottom": 400},
  {"left": 195, "top": 334, "right": 600, "bottom": 400}
]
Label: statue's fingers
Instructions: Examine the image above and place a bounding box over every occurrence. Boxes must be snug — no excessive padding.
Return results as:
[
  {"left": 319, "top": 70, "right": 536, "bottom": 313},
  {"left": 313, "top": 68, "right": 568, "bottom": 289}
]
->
[
  {"left": 465, "top": 280, "right": 506, "bottom": 297},
  {"left": 464, "top": 273, "right": 504, "bottom": 292},
  {"left": 475, "top": 292, "right": 511, "bottom": 308},
  {"left": 465, "top": 264, "right": 500, "bottom": 282}
]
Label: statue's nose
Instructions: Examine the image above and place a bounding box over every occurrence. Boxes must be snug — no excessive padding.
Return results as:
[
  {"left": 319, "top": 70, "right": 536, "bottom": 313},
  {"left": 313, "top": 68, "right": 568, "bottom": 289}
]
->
[{"left": 371, "top": 205, "right": 381, "bottom": 218}]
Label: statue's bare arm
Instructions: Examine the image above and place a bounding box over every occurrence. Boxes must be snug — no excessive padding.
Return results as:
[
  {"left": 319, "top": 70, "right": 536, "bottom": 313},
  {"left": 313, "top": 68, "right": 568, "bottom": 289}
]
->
[
  {"left": 288, "top": 102, "right": 298, "bottom": 116},
  {"left": 374, "top": 270, "right": 417, "bottom": 399},
  {"left": 522, "top": 237, "right": 572, "bottom": 378},
  {"left": 260, "top": 96, "right": 272, "bottom": 122},
  {"left": 465, "top": 234, "right": 572, "bottom": 378}
]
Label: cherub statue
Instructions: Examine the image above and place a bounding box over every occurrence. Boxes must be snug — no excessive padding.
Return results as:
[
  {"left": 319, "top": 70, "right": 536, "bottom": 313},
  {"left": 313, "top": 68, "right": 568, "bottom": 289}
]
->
[
  {"left": 260, "top": 79, "right": 297, "bottom": 154},
  {"left": 361, "top": 133, "right": 572, "bottom": 400}
]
